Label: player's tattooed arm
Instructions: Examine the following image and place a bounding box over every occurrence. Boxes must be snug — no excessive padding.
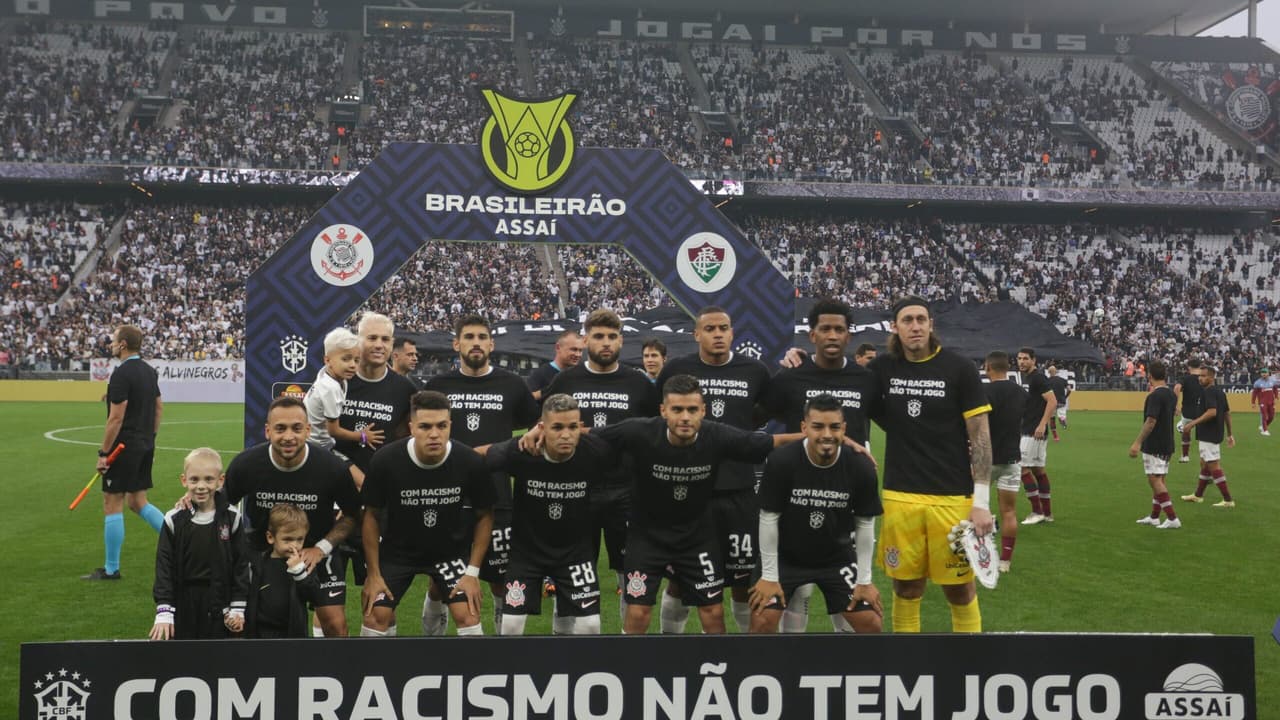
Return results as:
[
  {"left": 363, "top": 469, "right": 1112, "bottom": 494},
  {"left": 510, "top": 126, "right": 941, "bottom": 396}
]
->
[
  {"left": 1129, "top": 417, "right": 1157, "bottom": 457},
  {"left": 966, "top": 414, "right": 992, "bottom": 485}
]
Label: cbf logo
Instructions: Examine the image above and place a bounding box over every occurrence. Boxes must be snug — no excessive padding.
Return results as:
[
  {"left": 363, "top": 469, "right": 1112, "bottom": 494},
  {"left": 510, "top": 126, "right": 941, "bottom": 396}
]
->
[
  {"left": 809, "top": 511, "right": 825, "bottom": 529},
  {"left": 677, "top": 232, "right": 737, "bottom": 293},
  {"left": 32, "top": 668, "right": 90, "bottom": 720},
  {"left": 422, "top": 509, "right": 438, "bottom": 528},
  {"left": 734, "top": 339, "right": 764, "bottom": 360},
  {"left": 1145, "top": 663, "right": 1244, "bottom": 719},
  {"left": 710, "top": 398, "right": 726, "bottom": 418},
  {"left": 672, "top": 485, "right": 689, "bottom": 501},
  {"left": 907, "top": 398, "right": 923, "bottom": 417},
  {"left": 548, "top": 502, "right": 564, "bottom": 520},
  {"left": 479, "top": 89, "right": 577, "bottom": 194},
  {"left": 593, "top": 412, "right": 608, "bottom": 428},
  {"left": 280, "top": 335, "right": 308, "bottom": 374},
  {"left": 310, "top": 223, "right": 374, "bottom": 287},
  {"left": 466, "top": 413, "right": 481, "bottom": 432}
]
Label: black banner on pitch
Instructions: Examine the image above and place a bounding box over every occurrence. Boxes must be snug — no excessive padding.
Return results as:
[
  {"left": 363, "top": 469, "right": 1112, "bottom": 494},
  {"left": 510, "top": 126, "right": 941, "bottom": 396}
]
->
[{"left": 21, "top": 634, "right": 1254, "bottom": 719}]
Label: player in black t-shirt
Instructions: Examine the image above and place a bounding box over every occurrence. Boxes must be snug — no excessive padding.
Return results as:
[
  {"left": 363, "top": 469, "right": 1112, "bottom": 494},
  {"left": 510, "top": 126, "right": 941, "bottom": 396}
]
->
[
  {"left": 654, "top": 306, "right": 772, "bottom": 633},
  {"left": 544, "top": 309, "right": 660, "bottom": 622},
  {"left": 480, "top": 394, "right": 616, "bottom": 635},
  {"left": 868, "top": 296, "right": 992, "bottom": 634},
  {"left": 526, "top": 329, "right": 583, "bottom": 401},
  {"left": 748, "top": 395, "right": 884, "bottom": 634},
  {"left": 1129, "top": 361, "right": 1181, "bottom": 528},
  {"left": 84, "top": 324, "right": 167, "bottom": 581},
  {"left": 332, "top": 313, "right": 418, "bottom": 631},
  {"left": 223, "top": 396, "right": 362, "bottom": 637},
  {"left": 360, "top": 391, "right": 497, "bottom": 637},
  {"left": 1173, "top": 358, "right": 1204, "bottom": 463},
  {"left": 424, "top": 314, "right": 540, "bottom": 633},
  {"left": 581, "top": 375, "right": 798, "bottom": 635},
  {"left": 1017, "top": 348, "right": 1058, "bottom": 525},
  {"left": 983, "top": 352, "right": 1028, "bottom": 572},
  {"left": 763, "top": 297, "right": 876, "bottom": 632},
  {"left": 391, "top": 337, "right": 423, "bottom": 390},
  {"left": 1180, "top": 364, "right": 1236, "bottom": 507}
]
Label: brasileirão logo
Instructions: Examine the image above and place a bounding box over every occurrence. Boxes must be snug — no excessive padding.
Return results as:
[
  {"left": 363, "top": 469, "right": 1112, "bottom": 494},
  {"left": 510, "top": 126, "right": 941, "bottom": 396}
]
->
[{"left": 479, "top": 89, "right": 578, "bottom": 193}]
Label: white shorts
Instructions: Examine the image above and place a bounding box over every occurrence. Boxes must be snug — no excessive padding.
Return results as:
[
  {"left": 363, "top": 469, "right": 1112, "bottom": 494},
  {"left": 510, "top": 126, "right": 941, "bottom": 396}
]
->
[
  {"left": 1199, "top": 441, "right": 1221, "bottom": 462},
  {"left": 992, "top": 463, "right": 1022, "bottom": 492},
  {"left": 1020, "top": 436, "right": 1048, "bottom": 467},
  {"left": 1056, "top": 406, "right": 1068, "bottom": 421},
  {"left": 1142, "top": 453, "right": 1170, "bottom": 476}
]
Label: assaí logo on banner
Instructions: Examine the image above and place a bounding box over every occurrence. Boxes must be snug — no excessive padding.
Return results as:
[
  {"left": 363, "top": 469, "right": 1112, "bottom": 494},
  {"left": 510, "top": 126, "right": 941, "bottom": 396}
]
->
[{"left": 1145, "top": 663, "right": 1245, "bottom": 719}]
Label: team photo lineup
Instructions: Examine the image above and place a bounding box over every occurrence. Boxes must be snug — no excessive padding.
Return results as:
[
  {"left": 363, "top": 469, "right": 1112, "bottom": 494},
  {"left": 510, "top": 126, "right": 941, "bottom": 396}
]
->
[
  {"left": 92, "top": 293, "right": 1261, "bottom": 639},
  {"left": 2, "top": 0, "right": 1279, "bottom": 714}
]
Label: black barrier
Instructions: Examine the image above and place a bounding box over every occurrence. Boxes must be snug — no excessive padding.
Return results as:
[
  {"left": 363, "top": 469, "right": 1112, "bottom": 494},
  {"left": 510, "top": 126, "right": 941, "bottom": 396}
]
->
[{"left": 21, "top": 634, "right": 1254, "bottom": 719}]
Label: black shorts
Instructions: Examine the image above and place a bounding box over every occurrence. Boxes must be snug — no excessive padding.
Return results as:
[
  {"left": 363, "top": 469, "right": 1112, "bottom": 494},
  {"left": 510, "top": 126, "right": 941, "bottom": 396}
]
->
[
  {"left": 590, "top": 484, "right": 630, "bottom": 570},
  {"left": 371, "top": 556, "right": 471, "bottom": 610},
  {"left": 312, "top": 551, "right": 348, "bottom": 608},
  {"left": 503, "top": 555, "right": 601, "bottom": 617},
  {"left": 623, "top": 525, "right": 723, "bottom": 607},
  {"left": 481, "top": 508, "right": 512, "bottom": 584},
  {"left": 762, "top": 560, "right": 869, "bottom": 615},
  {"left": 711, "top": 488, "right": 758, "bottom": 587},
  {"left": 101, "top": 445, "right": 154, "bottom": 494}
]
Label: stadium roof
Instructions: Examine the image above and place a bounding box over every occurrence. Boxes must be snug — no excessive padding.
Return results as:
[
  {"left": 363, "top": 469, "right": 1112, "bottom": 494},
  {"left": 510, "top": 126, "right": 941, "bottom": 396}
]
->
[{"left": 498, "top": 0, "right": 1254, "bottom": 36}]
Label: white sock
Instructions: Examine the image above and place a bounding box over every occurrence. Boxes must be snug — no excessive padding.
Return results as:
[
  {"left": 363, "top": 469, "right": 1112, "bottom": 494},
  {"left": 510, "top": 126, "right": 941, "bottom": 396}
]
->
[
  {"left": 456, "top": 623, "right": 484, "bottom": 636},
  {"left": 552, "top": 614, "right": 575, "bottom": 635},
  {"left": 421, "top": 596, "right": 448, "bottom": 636},
  {"left": 501, "top": 613, "right": 528, "bottom": 636},
  {"left": 492, "top": 596, "right": 505, "bottom": 636},
  {"left": 359, "top": 625, "right": 388, "bottom": 637},
  {"left": 731, "top": 600, "right": 751, "bottom": 633},
  {"left": 660, "top": 592, "right": 689, "bottom": 634},
  {"left": 574, "top": 614, "right": 602, "bottom": 635},
  {"left": 781, "top": 585, "right": 813, "bottom": 633},
  {"left": 830, "top": 613, "right": 854, "bottom": 633},
  {"left": 311, "top": 619, "right": 324, "bottom": 637},
  {"left": 387, "top": 624, "right": 398, "bottom": 637}
]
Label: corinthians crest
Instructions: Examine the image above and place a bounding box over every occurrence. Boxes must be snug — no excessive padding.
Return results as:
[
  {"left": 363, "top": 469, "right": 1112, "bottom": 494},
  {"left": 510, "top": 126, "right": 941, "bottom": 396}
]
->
[
  {"left": 479, "top": 89, "right": 577, "bottom": 193},
  {"left": 32, "top": 668, "right": 91, "bottom": 720},
  {"left": 310, "top": 223, "right": 374, "bottom": 287}
]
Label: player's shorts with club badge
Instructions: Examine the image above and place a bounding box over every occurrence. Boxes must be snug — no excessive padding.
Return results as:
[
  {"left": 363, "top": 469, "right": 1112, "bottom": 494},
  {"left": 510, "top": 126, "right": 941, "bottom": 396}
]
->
[
  {"left": 503, "top": 554, "right": 600, "bottom": 617},
  {"left": 623, "top": 524, "right": 724, "bottom": 606},
  {"left": 1019, "top": 435, "right": 1047, "bottom": 467},
  {"left": 878, "top": 491, "right": 973, "bottom": 585},
  {"left": 1198, "top": 441, "right": 1221, "bottom": 462}
]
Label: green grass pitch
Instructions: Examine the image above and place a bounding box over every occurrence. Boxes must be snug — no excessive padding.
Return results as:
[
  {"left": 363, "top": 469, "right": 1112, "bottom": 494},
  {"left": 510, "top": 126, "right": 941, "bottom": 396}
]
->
[{"left": 2, "top": 401, "right": 1275, "bottom": 714}]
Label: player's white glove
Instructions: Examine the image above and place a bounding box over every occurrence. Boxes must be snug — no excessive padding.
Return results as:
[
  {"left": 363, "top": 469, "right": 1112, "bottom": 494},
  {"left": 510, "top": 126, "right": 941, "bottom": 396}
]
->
[
  {"left": 948, "top": 521, "right": 999, "bottom": 590},
  {"left": 1176, "top": 418, "right": 1186, "bottom": 433}
]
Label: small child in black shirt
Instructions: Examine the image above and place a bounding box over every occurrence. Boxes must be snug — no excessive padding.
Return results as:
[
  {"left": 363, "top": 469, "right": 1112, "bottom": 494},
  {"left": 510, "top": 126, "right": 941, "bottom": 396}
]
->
[{"left": 245, "top": 503, "right": 324, "bottom": 638}]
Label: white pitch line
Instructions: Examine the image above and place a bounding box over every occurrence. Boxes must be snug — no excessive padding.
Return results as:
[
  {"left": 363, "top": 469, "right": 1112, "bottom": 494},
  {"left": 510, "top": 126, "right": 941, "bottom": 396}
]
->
[{"left": 44, "top": 420, "right": 242, "bottom": 454}]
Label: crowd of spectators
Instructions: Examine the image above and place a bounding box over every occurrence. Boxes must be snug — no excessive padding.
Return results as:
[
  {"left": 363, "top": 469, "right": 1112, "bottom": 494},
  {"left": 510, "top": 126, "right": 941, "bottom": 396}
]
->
[
  {"left": 359, "top": 242, "right": 561, "bottom": 333},
  {"left": 557, "top": 245, "right": 667, "bottom": 319},
  {"left": 954, "top": 222, "right": 1279, "bottom": 383},
  {"left": 0, "top": 21, "right": 173, "bottom": 164},
  {"left": 349, "top": 36, "right": 522, "bottom": 169}
]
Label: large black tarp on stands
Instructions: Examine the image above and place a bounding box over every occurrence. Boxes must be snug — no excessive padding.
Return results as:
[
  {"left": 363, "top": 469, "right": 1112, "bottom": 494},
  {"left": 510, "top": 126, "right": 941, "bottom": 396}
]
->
[{"left": 408, "top": 300, "right": 1104, "bottom": 368}]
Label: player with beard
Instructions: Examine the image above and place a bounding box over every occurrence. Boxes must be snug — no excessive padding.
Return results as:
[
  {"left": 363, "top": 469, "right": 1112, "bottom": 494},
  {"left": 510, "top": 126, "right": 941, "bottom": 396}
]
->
[
  {"left": 1173, "top": 359, "right": 1204, "bottom": 463},
  {"left": 544, "top": 309, "right": 660, "bottom": 623},
  {"left": 526, "top": 330, "right": 583, "bottom": 402},
  {"left": 424, "top": 314, "right": 540, "bottom": 633},
  {"left": 765, "top": 298, "right": 877, "bottom": 632},
  {"left": 1017, "top": 348, "right": 1058, "bottom": 525},
  {"left": 519, "top": 375, "right": 801, "bottom": 633},
  {"left": 654, "top": 307, "right": 771, "bottom": 633},
  {"left": 869, "top": 296, "right": 993, "bottom": 633},
  {"left": 333, "top": 313, "right": 417, "bottom": 632},
  {"left": 223, "top": 397, "right": 361, "bottom": 637},
  {"left": 748, "top": 395, "right": 883, "bottom": 633},
  {"left": 391, "top": 337, "right": 422, "bottom": 390}
]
